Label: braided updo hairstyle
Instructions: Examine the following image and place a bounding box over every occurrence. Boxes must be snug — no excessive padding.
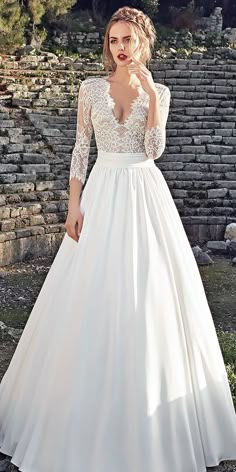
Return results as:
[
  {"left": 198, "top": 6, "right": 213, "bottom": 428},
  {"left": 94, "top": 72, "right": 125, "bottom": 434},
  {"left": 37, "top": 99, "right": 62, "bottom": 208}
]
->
[{"left": 102, "top": 6, "right": 157, "bottom": 72}]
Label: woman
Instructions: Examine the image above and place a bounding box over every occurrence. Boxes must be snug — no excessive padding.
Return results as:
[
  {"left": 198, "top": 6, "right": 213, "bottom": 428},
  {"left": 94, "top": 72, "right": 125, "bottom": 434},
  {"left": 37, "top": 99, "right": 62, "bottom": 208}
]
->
[{"left": 0, "top": 6, "right": 236, "bottom": 472}]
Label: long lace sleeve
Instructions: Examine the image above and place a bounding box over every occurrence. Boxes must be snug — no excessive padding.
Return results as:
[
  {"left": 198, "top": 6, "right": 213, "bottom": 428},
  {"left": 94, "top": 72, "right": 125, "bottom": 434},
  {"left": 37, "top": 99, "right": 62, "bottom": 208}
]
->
[
  {"left": 144, "top": 85, "right": 171, "bottom": 160},
  {"left": 69, "top": 80, "right": 93, "bottom": 184}
]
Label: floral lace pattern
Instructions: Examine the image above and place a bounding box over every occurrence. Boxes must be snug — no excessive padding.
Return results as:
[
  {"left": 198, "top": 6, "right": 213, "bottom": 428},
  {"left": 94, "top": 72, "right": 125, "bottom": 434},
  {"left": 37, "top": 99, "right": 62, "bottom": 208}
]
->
[
  {"left": 69, "top": 77, "right": 171, "bottom": 184},
  {"left": 69, "top": 81, "right": 93, "bottom": 184}
]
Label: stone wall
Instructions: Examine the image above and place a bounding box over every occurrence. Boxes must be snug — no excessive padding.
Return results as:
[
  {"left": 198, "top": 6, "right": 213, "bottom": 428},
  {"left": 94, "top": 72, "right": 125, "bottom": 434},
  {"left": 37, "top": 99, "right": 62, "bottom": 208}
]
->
[
  {"left": 0, "top": 53, "right": 236, "bottom": 265},
  {"left": 194, "top": 7, "right": 223, "bottom": 34},
  {"left": 50, "top": 7, "right": 235, "bottom": 54}
]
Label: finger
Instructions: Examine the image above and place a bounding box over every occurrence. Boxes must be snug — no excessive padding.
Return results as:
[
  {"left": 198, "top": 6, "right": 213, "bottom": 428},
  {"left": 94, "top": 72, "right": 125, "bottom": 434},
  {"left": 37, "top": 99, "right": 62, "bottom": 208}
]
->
[
  {"left": 130, "top": 59, "right": 149, "bottom": 75},
  {"left": 128, "top": 68, "right": 140, "bottom": 73},
  {"left": 78, "top": 220, "right": 84, "bottom": 235},
  {"left": 67, "top": 229, "right": 78, "bottom": 242},
  {"left": 138, "top": 63, "right": 149, "bottom": 74},
  {"left": 129, "top": 69, "right": 147, "bottom": 77},
  {"left": 130, "top": 57, "right": 143, "bottom": 65},
  {"left": 76, "top": 223, "right": 82, "bottom": 237},
  {"left": 127, "top": 64, "right": 141, "bottom": 70},
  {"left": 138, "top": 72, "right": 148, "bottom": 80},
  {"left": 71, "top": 226, "right": 79, "bottom": 239}
]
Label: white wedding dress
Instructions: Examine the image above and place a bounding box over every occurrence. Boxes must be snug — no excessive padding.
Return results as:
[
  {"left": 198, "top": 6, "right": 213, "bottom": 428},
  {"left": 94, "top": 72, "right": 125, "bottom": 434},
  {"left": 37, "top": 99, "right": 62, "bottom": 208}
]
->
[{"left": 0, "top": 77, "right": 236, "bottom": 472}]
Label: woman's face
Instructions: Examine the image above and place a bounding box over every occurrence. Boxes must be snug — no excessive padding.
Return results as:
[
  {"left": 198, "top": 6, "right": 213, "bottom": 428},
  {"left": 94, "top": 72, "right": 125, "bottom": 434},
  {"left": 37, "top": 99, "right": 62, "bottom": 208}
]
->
[{"left": 108, "top": 21, "right": 142, "bottom": 67}]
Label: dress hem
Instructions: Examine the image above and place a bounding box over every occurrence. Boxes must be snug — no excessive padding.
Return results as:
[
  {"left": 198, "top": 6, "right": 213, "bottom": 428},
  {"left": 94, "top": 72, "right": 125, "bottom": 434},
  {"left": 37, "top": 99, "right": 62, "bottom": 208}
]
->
[{"left": 0, "top": 445, "right": 236, "bottom": 472}]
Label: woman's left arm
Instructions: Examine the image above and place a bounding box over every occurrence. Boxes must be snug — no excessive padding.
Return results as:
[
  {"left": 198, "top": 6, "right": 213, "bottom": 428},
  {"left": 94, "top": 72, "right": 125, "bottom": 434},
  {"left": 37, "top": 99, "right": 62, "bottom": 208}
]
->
[
  {"left": 144, "top": 85, "right": 171, "bottom": 160},
  {"left": 127, "top": 57, "right": 171, "bottom": 160}
]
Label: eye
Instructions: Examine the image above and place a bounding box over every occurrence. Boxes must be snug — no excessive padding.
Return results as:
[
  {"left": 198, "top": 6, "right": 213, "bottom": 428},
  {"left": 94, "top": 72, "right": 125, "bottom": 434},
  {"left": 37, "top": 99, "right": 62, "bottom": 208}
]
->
[
  {"left": 110, "top": 39, "right": 116, "bottom": 44},
  {"left": 125, "top": 38, "right": 131, "bottom": 42}
]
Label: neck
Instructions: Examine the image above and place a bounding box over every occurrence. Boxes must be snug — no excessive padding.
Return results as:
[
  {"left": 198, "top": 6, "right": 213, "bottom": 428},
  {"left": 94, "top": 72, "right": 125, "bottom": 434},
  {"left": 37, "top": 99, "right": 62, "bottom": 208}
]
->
[{"left": 110, "top": 66, "right": 140, "bottom": 86}]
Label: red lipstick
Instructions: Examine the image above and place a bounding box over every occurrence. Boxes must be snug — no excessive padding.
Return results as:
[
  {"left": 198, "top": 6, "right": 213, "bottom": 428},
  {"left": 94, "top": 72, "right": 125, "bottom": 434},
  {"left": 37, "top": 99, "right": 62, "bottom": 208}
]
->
[{"left": 117, "top": 53, "right": 128, "bottom": 61}]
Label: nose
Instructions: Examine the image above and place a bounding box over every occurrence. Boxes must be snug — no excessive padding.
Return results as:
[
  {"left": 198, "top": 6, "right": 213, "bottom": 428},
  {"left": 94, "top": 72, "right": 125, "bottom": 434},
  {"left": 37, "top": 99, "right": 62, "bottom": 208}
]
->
[{"left": 118, "top": 43, "right": 125, "bottom": 50}]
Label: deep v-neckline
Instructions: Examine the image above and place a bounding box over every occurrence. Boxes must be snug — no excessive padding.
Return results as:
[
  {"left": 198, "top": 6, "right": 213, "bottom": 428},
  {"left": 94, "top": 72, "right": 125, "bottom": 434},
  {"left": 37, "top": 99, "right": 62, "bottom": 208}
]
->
[{"left": 101, "top": 77, "right": 143, "bottom": 127}]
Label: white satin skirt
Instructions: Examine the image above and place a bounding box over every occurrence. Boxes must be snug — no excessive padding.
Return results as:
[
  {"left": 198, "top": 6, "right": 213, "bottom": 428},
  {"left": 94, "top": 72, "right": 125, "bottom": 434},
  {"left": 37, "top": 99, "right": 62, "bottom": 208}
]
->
[{"left": 0, "top": 150, "right": 236, "bottom": 472}]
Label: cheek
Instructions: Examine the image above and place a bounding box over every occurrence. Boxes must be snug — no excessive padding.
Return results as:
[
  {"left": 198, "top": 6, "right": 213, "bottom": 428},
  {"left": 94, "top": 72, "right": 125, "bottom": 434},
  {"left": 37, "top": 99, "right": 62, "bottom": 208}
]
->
[
  {"left": 129, "top": 39, "right": 139, "bottom": 55},
  {"left": 109, "top": 45, "right": 116, "bottom": 56}
]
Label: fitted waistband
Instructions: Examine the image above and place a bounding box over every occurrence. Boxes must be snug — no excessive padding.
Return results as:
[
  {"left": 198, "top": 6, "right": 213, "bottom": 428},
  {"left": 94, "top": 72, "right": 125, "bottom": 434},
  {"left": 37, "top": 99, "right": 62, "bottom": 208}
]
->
[{"left": 94, "top": 151, "right": 155, "bottom": 168}]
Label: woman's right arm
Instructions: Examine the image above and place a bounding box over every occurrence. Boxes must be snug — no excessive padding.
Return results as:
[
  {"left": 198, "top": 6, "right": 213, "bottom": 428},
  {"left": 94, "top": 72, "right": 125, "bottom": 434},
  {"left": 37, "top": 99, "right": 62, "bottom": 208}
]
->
[{"left": 65, "top": 80, "right": 93, "bottom": 242}]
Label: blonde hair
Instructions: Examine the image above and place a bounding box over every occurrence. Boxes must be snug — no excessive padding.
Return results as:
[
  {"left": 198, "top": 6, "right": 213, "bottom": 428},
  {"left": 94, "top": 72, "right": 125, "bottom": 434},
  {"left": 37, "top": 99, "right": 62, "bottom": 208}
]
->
[{"left": 102, "top": 6, "right": 157, "bottom": 73}]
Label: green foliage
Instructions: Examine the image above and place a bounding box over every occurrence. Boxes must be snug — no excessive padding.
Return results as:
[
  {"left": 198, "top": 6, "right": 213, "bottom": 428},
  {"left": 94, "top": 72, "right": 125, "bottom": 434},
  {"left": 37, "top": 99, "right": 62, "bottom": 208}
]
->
[
  {"left": 142, "top": 0, "right": 159, "bottom": 19},
  {"left": 46, "top": 0, "right": 77, "bottom": 17},
  {"left": 131, "top": 0, "right": 159, "bottom": 20},
  {"left": 0, "top": 0, "right": 28, "bottom": 52},
  {"left": 27, "top": 0, "right": 77, "bottom": 26},
  {"left": 28, "top": 0, "right": 45, "bottom": 26},
  {"left": 155, "top": 22, "right": 177, "bottom": 44},
  {"left": 217, "top": 331, "right": 236, "bottom": 367},
  {"left": 205, "top": 31, "right": 229, "bottom": 48},
  {"left": 0, "top": 0, "right": 77, "bottom": 53},
  {"left": 225, "top": 364, "right": 236, "bottom": 409},
  {"left": 217, "top": 330, "right": 236, "bottom": 410}
]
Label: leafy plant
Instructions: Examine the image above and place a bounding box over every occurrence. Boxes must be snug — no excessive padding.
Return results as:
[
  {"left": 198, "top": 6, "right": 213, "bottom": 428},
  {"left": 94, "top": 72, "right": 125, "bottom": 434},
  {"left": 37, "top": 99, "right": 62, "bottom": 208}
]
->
[
  {"left": 0, "top": 0, "right": 77, "bottom": 53},
  {"left": 130, "top": 0, "right": 159, "bottom": 20},
  {"left": 217, "top": 330, "right": 236, "bottom": 410},
  {"left": 0, "top": 0, "right": 28, "bottom": 52}
]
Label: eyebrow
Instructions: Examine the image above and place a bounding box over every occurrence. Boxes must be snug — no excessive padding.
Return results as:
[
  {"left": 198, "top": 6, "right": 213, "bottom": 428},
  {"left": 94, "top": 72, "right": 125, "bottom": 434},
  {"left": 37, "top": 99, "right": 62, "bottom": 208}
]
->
[{"left": 109, "top": 35, "right": 131, "bottom": 39}]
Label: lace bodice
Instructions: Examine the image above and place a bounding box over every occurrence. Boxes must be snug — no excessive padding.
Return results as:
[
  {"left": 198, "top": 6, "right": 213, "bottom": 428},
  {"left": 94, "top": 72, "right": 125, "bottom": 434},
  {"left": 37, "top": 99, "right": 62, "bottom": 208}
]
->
[{"left": 69, "top": 77, "right": 171, "bottom": 184}]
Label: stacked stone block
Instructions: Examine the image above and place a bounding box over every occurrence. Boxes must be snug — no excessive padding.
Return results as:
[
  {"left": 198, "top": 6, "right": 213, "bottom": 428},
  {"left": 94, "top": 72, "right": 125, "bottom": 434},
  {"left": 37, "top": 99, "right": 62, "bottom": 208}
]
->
[{"left": 0, "top": 54, "right": 236, "bottom": 265}]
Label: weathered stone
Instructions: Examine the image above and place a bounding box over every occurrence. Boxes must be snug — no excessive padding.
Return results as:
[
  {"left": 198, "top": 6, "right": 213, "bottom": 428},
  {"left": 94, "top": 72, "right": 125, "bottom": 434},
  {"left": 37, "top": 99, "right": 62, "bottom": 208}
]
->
[
  {"left": 30, "top": 214, "right": 45, "bottom": 225},
  {"left": 10, "top": 208, "right": 20, "bottom": 217},
  {"left": 0, "top": 174, "right": 16, "bottom": 184},
  {"left": 0, "top": 231, "right": 16, "bottom": 242},
  {"left": 6, "top": 144, "right": 24, "bottom": 153},
  {"left": 15, "top": 228, "right": 32, "bottom": 238},
  {"left": 206, "top": 240, "right": 228, "bottom": 253},
  {"left": 0, "top": 208, "right": 10, "bottom": 219},
  {"left": 33, "top": 99, "right": 48, "bottom": 106},
  {"left": 43, "top": 203, "right": 58, "bottom": 213},
  {"left": 3, "top": 183, "right": 35, "bottom": 193},
  {"left": 228, "top": 240, "right": 236, "bottom": 256},
  {"left": 44, "top": 224, "right": 61, "bottom": 233},
  {"left": 208, "top": 188, "right": 228, "bottom": 198},
  {"left": 16, "top": 173, "right": 37, "bottom": 183},
  {"left": 35, "top": 181, "right": 65, "bottom": 191},
  {"left": 22, "top": 153, "right": 46, "bottom": 163},
  {"left": 207, "top": 144, "right": 233, "bottom": 154},
  {"left": 0, "top": 233, "right": 63, "bottom": 265},
  {"left": 41, "top": 129, "right": 62, "bottom": 137},
  {"left": 0, "top": 196, "right": 6, "bottom": 206},
  {"left": 15, "top": 217, "right": 30, "bottom": 228},
  {"left": 44, "top": 213, "right": 59, "bottom": 224},
  {"left": 20, "top": 164, "right": 50, "bottom": 173},
  {"left": 1, "top": 55, "right": 236, "bottom": 265},
  {"left": 0, "top": 137, "right": 10, "bottom": 145},
  {"left": 30, "top": 226, "right": 45, "bottom": 235},
  {"left": 1, "top": 220, "right": 15, "bottom": 231},
  {"left": 224, "top": 222, "right": 236, "bottom": 240},
  {"left": 192, "top": 246, "right": 214, "bottom": 265},
  {"left": 0, "top": 120, "right": 14, "bottom": 128}
]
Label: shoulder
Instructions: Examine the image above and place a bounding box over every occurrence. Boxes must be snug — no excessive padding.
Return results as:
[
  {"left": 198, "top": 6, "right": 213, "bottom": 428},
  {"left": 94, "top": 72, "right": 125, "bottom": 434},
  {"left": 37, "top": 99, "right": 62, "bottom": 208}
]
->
[
  {"left": 79, "top": 77, "right": 103, "bottom": 99},
  {"left": 154, "top": 82, "right": 171, "bottom": 101},
  {"left": 80, "top": 76, "right": 103, "bottom": 90}
]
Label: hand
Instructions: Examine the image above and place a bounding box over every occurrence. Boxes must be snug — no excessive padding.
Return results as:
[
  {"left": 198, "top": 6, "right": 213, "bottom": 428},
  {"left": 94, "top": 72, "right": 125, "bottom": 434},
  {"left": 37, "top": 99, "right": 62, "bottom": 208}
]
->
[
  {"left": 127, "top": 57, "right": 157, "bottom": 96},
  {"left": 65, "top": 203, "right": 84, "bottom": 243}
]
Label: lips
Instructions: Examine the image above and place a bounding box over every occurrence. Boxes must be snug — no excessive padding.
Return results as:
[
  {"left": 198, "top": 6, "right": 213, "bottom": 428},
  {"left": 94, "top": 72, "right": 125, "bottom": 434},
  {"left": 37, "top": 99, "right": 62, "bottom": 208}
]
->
[{"left": 117, "top": 53, "right": 128, "bottom": 60}]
